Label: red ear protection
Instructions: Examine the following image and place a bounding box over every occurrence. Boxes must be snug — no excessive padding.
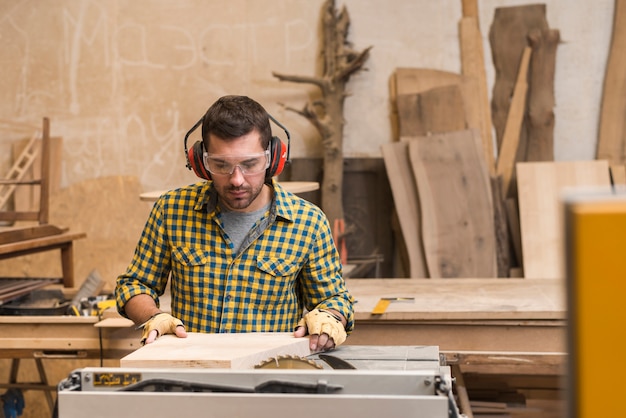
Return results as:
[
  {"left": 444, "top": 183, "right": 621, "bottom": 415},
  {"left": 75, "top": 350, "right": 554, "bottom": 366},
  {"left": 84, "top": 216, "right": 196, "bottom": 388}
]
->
[
  {"left": 267, "top": 134, "right": 288, "bottom": 178},
  {"left": 184, "top": 114, "right": 291, "bottom": 181},
  {"left": 187, "top": 140, "right": 211, "bottom": 180}
]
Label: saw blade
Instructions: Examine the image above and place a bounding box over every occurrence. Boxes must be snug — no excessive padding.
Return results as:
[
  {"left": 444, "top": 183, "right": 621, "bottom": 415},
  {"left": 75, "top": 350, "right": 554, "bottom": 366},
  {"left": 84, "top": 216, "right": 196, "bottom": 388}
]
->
[{"left": 254, "top": 355, "right": 322, "bottom": 370}]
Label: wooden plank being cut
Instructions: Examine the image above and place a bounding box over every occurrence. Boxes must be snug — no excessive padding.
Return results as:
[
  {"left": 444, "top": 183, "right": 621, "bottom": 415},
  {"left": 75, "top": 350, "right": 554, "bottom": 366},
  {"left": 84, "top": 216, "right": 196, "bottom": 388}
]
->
[
  {"left": 120, "top": 332, "right": 311, "bottom": 369},
  {"left": 408, "top": 129, "right": 497, "bottom": 278},
  {"left": 516, "top": 161, "right": 611, "bottom": 279},
  {"left": 597, "top": 0, "right": 626, "bottom": 165}
]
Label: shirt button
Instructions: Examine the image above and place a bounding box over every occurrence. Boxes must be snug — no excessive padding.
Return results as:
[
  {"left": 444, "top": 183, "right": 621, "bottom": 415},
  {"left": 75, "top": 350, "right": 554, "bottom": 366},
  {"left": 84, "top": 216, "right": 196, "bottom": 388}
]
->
[{"left": 226, "top": 294, "right": 232, "bottom": 301}]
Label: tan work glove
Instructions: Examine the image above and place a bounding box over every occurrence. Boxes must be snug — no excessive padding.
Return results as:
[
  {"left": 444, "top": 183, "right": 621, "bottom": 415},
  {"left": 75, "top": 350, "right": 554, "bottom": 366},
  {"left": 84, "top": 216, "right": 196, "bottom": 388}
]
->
[
  {"left": 296, "top": 309, "right": 347, "bottom": 346},
  {"left": 139, "top": 312, "right": 185, "bottom": 345}
]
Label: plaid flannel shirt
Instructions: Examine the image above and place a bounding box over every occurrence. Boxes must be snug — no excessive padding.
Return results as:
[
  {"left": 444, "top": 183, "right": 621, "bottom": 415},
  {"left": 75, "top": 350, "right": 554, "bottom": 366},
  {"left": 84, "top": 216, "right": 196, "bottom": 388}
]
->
[{"left": 115, "top": 180, "right": 354, "bottom": 334}]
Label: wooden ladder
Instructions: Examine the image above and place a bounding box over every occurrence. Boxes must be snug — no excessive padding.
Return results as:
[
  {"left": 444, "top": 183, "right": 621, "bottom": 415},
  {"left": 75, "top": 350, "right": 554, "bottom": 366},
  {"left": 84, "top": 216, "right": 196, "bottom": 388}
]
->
[{"left": 0, "top": 130, "right": 40, "bottom": 210}]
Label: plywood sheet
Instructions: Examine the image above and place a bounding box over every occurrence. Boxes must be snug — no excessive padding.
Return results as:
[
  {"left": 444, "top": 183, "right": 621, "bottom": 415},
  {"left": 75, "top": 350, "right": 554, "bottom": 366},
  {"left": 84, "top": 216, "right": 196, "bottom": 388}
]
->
[
  {"left": 516, "top": 161, "right": 611, "bottom": 279},
  {"left": 408, "top": 129, "right": 496, "bottom": 278},
  {"left": 120, "top": 332, "right": 311, "bottom": 369}
]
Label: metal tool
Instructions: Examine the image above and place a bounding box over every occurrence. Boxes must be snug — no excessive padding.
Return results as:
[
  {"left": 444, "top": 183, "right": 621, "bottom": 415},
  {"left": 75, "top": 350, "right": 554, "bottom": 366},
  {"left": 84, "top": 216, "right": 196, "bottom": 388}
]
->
[
  {"left": 318, "top": 354, "right": 357, "bottom": 369},
  {"left": 57, "top": 346, "right": 458, "bottom": 418},
  {"left": 58, "top": 368, "right": 453, "bottom": 418},
  {"left": 57, "top": 345, "right": 458, "bottom": 418},
  {"left": 371, "top": 297, "right": 415, "bottom": 314},
  {"left": 70, "top": 269, "right": 105, "bottom": 310},
  {"left": 254, "top": 355, "right": 322, "bottom": 370}
]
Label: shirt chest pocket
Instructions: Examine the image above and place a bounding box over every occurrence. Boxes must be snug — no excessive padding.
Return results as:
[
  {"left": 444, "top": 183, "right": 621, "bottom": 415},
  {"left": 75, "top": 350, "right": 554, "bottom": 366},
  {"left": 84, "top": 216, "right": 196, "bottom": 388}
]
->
[
  {"left": 256, "top": 258, "right": 301, "bottom": 277},
  {"left": 172, "top": 246, "right": 211, "bottom": 266},
  {"left": 250, "top": 258, "right": 301, "bottom": 308}
]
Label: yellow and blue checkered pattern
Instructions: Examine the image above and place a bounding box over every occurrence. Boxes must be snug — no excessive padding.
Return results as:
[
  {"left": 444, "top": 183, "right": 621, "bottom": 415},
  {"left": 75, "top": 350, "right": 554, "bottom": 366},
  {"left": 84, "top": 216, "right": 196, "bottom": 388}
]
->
[{"left": 116, "top": 180, "right": 354, "bottom": 334}]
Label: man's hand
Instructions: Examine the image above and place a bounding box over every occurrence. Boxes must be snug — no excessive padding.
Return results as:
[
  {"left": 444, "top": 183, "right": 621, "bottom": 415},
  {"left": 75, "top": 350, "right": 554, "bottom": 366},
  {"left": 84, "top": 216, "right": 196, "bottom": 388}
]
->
[
  {"left": 294, "top": 309, "right": 347, "bottom": 352},
  {"left": 139, "top": 312, "right": 187, "bottom": 344}
]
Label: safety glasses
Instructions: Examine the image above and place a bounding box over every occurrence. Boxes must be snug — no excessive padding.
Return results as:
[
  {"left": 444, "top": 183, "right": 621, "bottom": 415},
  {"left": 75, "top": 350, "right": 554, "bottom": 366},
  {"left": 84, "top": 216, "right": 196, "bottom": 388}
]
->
[{"left": 202, "top": 150, "right": 270, "bottom": 176}]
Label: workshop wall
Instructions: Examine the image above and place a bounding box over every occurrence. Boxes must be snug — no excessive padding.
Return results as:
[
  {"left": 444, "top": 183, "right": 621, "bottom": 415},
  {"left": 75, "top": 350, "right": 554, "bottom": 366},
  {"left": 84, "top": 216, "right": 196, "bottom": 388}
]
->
[{"left": 0, "top": 0, "right": 614, "bottom": 194}]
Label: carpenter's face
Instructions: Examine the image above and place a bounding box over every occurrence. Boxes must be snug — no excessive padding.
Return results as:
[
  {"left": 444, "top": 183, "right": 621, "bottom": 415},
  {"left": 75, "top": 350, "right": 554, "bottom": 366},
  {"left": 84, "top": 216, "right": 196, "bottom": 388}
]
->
[{"left": 204, "top": 130, "right": 268, "bottom": 212}]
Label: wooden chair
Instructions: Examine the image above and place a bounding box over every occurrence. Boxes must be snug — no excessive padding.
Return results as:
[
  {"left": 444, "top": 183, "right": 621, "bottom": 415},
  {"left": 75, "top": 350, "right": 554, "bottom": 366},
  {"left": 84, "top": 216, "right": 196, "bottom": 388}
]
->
[{"left": 0, "top": 118, "right": 85, "bottom": 293}]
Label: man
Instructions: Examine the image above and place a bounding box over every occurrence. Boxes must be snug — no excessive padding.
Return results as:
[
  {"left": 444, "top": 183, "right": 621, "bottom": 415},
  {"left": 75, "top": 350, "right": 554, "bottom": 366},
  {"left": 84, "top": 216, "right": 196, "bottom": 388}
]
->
[{"left": 115, "top": 95, "right": 354, "bottom": 352}]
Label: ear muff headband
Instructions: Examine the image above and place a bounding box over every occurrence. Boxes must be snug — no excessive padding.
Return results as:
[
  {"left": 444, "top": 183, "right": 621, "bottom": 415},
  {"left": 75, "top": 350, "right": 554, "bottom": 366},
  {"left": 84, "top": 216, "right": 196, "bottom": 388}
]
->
[
  {"left": 266, "top": 114, "right": 290, "bottom": 178},
  {"left": 183, "top": 114, "right": 291, "bottom": 180},
  {"left": 184, "top": 117, "right": 207, "bottom": 178}
]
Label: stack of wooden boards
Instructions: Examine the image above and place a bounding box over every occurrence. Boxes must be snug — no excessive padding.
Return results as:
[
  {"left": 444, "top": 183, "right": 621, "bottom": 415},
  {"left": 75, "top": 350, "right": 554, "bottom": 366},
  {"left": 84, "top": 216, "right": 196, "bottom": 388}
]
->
[{"left": 383, "top": 4, "right": 621, "bottom": 279}]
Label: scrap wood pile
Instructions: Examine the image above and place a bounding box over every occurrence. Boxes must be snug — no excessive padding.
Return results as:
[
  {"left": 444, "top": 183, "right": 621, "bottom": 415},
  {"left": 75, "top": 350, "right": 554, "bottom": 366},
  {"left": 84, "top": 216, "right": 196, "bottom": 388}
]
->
[{"left": 384, "top": 3, "right": 620, "bottom": 279}]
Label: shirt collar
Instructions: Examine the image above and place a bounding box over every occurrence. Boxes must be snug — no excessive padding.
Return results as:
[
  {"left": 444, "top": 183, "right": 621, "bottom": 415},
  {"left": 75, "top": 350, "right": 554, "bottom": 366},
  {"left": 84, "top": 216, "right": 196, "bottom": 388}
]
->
[{"left": 195, "top": 179, "right": 296, "bottom": 223}]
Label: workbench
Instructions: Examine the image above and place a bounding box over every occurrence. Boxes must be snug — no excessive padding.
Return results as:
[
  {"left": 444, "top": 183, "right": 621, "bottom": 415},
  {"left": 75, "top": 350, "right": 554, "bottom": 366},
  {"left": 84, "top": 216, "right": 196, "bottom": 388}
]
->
[
  {"left": 0, "top": 315, "right": 138, "bottom": 411},
  {"left": 0, "top": 278, "right": 566, "bottom": 414},
  {"left": 345, "top": 278, "right": 567, "bottom": 376}
]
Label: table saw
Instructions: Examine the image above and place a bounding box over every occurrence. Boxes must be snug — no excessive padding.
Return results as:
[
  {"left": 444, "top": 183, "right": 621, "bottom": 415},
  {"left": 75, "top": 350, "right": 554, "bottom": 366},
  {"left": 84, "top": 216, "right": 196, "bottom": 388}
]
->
[{"left": 56, "top": 344, "right": 461, "bottom": 418}]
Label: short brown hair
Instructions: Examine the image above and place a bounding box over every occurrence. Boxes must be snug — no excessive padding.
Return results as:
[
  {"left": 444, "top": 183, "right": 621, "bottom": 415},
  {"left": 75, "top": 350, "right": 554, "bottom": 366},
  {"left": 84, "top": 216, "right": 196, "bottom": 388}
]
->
[{"left": 201, "top": 95, "right": 272, "bottom": 150}]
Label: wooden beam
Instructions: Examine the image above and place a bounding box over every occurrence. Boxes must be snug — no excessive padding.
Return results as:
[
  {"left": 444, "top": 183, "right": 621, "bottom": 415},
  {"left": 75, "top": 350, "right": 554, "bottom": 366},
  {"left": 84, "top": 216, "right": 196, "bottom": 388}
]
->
[{"left": 497, "top": 46, "right": 532, "bottom": 197}]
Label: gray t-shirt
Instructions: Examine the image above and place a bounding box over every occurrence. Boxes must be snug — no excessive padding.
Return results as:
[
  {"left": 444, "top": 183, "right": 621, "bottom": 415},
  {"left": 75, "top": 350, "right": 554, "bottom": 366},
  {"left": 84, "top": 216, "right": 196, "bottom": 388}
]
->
[{"left": 220, "top": 204, "right": 270, "bottom": 252}]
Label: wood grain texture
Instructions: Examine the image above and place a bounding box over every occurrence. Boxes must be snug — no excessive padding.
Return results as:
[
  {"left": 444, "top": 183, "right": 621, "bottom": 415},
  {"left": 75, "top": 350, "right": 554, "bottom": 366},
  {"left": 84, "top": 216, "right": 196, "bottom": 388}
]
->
[
  {"left": 505, "top": 197, "right": 523, "bottom": 270},
  {"left": 489, "top": 4, "right": 548, "bottom": 151},
  {"left": 391, "top": 68, "right": 481, "bottom": 142},
  {"left": 490, "top": 175, "right": 510, "bottom": 277},
  {"left": 459, "top": 16, "right": 495, "bottom": 176},
  {"left": 391, "top": 68, "right": 463, "bottom": 141},
  {"left": 120, "top": 332, "right": 311, "bottom": 369},
  {"left": 610, "top": 164, "right": 626, "bottom": 185},
  {"left": 346, "top": 278, "right": 565, "bottom": 321},
  {"left": 597, "top": 0, "right": 626, "bottom": 165},
  {"left": 396, "top": 84, "right": 467, "bottom": 137},
  {"left": 381, "top": 141, "right": 428, "bottom": 277},
  {"left": 525, "top": 28, "right": 559, "bottom": 162},
  {"left": 392, "top": 68, "right": 463, "bottom": 97},
  {"left": 496, "top": 46, "right": 531, "bottom": 197},
  {"left": 516, "top": 161, "right": 611, "bottom": 279},
  {"left": 408, "top": 130, "right": 497, "bottom": 278}
]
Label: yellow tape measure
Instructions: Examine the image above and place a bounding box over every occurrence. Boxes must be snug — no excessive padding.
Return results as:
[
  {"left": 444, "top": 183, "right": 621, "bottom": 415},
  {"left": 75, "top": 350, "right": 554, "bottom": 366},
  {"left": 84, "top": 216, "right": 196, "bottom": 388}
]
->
[{"left": 371, "top": 297, "right": 415, "bottom": 315}]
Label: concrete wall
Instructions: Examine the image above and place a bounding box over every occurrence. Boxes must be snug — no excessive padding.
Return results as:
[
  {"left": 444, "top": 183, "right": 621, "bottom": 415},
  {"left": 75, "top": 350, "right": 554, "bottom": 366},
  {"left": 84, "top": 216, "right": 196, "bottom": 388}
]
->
[{"left": 0, "top": 0, "right": 615, "bottom": 193}]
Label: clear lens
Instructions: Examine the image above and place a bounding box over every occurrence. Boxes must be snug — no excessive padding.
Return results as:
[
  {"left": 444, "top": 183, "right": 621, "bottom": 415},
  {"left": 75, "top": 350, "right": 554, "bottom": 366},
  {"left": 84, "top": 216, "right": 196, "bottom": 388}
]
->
[{"left": 203, "top": 150, "right": 270, "bottom": 176}]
